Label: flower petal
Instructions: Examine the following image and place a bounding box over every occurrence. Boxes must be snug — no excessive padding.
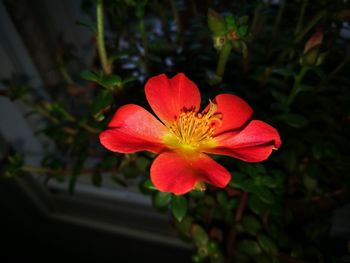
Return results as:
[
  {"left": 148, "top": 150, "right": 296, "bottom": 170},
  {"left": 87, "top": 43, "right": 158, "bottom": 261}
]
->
[
  {"left": 150, "top": 152, "right": 231, "bottom": 195},
  {"left": 207, "top": 120, "right": 281, "bottom": 162},
  {"left": 100, "top": 104, "right": 167, "bottom": 153},
  {"left": 145, "top": 73, "right": 201, "bottom": 124},
  {"left": 208, "top": 94, "right": 254, "bottom": 135}
]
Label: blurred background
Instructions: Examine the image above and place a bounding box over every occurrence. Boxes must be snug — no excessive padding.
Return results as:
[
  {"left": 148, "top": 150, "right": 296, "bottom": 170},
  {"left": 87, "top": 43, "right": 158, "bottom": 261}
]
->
[{"left": 0, "top": 0, "right": 191, "bottom": 261}]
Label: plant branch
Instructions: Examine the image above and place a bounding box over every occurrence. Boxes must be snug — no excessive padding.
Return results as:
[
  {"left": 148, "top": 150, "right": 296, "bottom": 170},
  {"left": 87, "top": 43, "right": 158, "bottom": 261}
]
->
[
  {"left": 96, "top": 0, "right": 112, "bottom": 75},
  {"left": 294, "top": 0, "right": 308, "bottom": 36},
  {"left": 216, "top": 42, "right": 232, "bottom": 80},
  {"left": 226, "top": 192, "right": 249, "bottom": 263},
  {"left": 285, "top": 66, "right": 308, "bottom": 108}
]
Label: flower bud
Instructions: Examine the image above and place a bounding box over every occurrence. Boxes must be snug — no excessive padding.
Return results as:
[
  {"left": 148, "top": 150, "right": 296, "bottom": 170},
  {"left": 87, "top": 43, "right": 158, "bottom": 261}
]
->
[
  {"left": 301, "top": 29, "right": 325, "bottom": 66},
  {"left": 304, "top": 29, "right": 323, "bottom": 54}
]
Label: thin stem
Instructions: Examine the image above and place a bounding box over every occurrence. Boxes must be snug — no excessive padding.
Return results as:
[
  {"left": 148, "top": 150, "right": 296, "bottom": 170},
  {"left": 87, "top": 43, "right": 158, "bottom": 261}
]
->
[
  {"left": 251, "top": 1, "right": 264, "bottom": 38},
  {"left": 216, "top": 42, "right": 232, "bottom": 79},
  {"left": 22, "top": 97, "right": 99, "bottom": 134},
  {"left": 286, "top": 66, "right": 308, "bottom": 108},
  {"left": 272, "top": 0, "right": 286, "bottom": 39},
  {"left": 267, "top": 0, "right": 286, "bottom": 58},
  {"left": 226, "top": 192, "right": 249, "bottom": 263},
  {"left": 294, "top": 0, "right": 308, "bottom": 36},
  {"left": 22, "top": 98, "right": 59, "bottom": 124},
  {"left": 22, "top": 165, "right": 63, "bottom": 175},
  {"left": 96, "top": 0, "right": 112, "bottom": 75},
  {"left": 328, "top": 56, "right": 350, "bottom": 80},
  {"left": 235, "top": 192, "right": 249, "bottom": 222}
]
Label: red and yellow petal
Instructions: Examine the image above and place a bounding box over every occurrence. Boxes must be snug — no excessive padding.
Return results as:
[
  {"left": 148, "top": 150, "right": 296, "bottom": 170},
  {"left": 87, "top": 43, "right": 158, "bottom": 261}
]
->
[
  {"left": 207, "top": 94, "right": 253, "bottom": 135},
  {"left": 100, "top": 104, "right": 167, "bottom": 154},
  {"left": 207, "top": 120, "right": 281, "bottom": 162},
  {"left": 145, "top": 73, "right": 201, "bottom": 125},
  {"left": 150, "top": 152, "right": 231, "bottom": 195}
]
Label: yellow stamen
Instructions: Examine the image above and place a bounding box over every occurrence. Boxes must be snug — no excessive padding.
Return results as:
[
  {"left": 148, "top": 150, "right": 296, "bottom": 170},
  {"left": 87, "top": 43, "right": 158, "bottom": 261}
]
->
[{"left": 163, "top": 101, "right": 222, "bottom": 157}]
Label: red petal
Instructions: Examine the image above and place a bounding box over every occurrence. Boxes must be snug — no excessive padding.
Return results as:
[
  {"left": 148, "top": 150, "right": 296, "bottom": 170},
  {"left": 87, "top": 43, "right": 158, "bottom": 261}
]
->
[
  {"left": 207, "top": 120, "right": 281, "bottom": 162},
  {"left": 145, "top": 73, "right": 201, "bottom": 124},
  {"left": 209, "top": 94, "right": 254, "bottom": 135},
  {"left": 100, "top": 104, "right": 167, "bottom": 153},
  {"left": 150, "top": 152, "right": 231, "bottom": 195}
]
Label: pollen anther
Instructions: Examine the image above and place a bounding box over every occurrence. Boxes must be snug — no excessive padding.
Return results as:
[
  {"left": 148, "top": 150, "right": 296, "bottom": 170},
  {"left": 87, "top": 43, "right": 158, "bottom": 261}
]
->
[{"left": 167, "top": 101, "right": 222, "bottom": 151}]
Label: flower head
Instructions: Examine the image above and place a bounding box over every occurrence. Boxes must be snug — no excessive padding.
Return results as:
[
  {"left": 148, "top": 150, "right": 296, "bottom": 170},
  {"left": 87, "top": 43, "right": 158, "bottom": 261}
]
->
[{"left": 100, "top": 73, "right": 281, "bottom": 195}]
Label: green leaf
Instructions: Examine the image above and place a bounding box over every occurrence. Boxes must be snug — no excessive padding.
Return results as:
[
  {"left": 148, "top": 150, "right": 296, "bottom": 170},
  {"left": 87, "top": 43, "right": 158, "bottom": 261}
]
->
[
  {"left": 303, "top": 174, "right": 318, "bottom": 191},
  {"left": 122, "top": 76, "right": 138, "bottom": 85},
  {"left": 229, "top": 172, "right": 246, "bottom": 189},
  {"left": 216, "top": 191, "right": 228, "bottom": 207},
  {"left": 171, "top": 195, "right": 188, "bottom": 222},
  {"left": 153, "top": 191, "right": 171, "bottom": 209},
  {"left": 242, "top": 215, "right": 262, "bottom": 235},
  {"left": 271, "top": 90, "right": 287, "bottom": 103},
  {"left": 271, "top": 68, "right": 295, "bottom": 77},
  {"left": 280, "top": 113, "right": 309, "bottom": 128},
  {"left": 100, "top": 74, "right": 122, "bottom": 89},
  {"left": 238, "top": 16, "right": 249, "bottom": 25},
  {"left": 237, "top": 239, "right": 262, "bottom": 256},
  {"left": 254, "top": 187, "right": 275, "bottom": 204},
  {"left": 262, "top": 176, "right": 279, "bottom": 188},
  {"left": 257, "top": 234, "right": 278, "bottom": 255},
  {"left": 248, "top": 195, "right": 270, "bottom": 214},
  {"left": 91, "top": 90, "right": 113, "bottom": 120},
  {"left": 238, "top": 25, "right": 248, "bottom": 37},
  {"left": 80, "top": 70, "right": 99, "bottom": 82},
  {"left": 210, "top": 250, "right": 225, "bottom": 263},
  {"left": 135, "top": 156, "right": 150, "bottom": 171},
  {"left": 189, "top": 190, "right": 205, "bottom": 199},
  {"left": 225, "top": 14, "right": 236, "bottom": 29},
  {"left": 242, "top": 179, "right": 258, "bottom": 193},
  {"left": 143, "top": 179, "right": 156, "bottom": 190},
  {"left": 192, "top": 224, "right": 209, "bottom": 247},
  {"left": 192, "top": 254, "right": 204, "bottom": 263},
  {"left": 175, "top": 216, "right": 193, "bottom": 238}
]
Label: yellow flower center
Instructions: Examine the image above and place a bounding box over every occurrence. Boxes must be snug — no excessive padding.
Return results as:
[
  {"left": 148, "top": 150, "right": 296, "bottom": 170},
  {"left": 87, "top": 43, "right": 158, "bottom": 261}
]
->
[{"left": 163, "top": 102, "right": 222, "bottom": 157}]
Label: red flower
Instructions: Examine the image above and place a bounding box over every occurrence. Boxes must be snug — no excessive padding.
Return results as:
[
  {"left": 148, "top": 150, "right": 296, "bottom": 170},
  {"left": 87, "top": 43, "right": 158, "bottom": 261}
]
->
[{"left": 100, "top": 73, "right": 281, "bottom": 195}]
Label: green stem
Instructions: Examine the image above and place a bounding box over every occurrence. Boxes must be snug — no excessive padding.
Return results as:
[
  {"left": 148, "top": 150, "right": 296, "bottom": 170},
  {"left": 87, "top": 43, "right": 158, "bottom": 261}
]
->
[
  {"left": 22, "top": 98, "right": 59, "bottom": 124},
  {"left": 328, "top": 56, "right": 350, "bottom": 80},
  {"left": 96, "top": 0, "right": 112, "bottom": 75},
  {"left": 22, "top": 97, "right": 99, "bottom": 134},
  {"left": 286, "top": 66, "right": 308, "bottom": 108},
  {"left": 216, "top": 42, "right": 232, "bottom": 79},
  {"left": 266, "top": 0, "right": 286, "bottom": 60},
  {"left": 294, "top": 0, "right": 308, "bottom": 36},
  {"left": 251, "top": 1, "right": 264, "bottom": 37},
  {"left": 272, "top": 0, "right": 286, "bottom": 39}
]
